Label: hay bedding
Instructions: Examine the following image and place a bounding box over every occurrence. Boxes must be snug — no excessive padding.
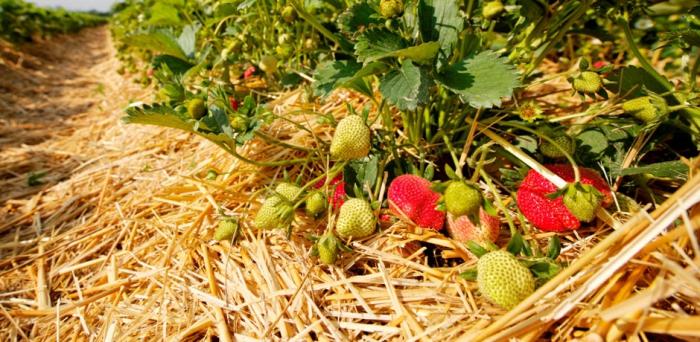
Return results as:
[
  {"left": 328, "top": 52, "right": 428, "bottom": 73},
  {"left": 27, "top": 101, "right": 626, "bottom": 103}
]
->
[{"left": 0, "top": 28, "right": 699, "bottom": 342}]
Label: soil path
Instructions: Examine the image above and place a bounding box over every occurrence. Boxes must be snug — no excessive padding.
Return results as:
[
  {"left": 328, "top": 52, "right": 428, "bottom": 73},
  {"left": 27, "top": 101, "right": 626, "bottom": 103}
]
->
[
  {"left": 0, "top": 27, "right": 147, "bottom": 204},
  {"left": 0, "top": 27, "right": 208, "bottom": 340}
]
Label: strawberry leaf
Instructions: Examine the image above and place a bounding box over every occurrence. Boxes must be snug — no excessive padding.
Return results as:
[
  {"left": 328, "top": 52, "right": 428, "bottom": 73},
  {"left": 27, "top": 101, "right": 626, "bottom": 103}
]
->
[
  {"left": 619, "top": 160, "right": 689, "bottom": 180},
  {"left": 418, "top": 0, "right": 463, "bottom": 64},
  {"left": 437, "top": 51, "right": 519, "bottom": 108},
  {"left": 338, "top": 2, "right": 382, "bottom": 33},
  {"left": 312, "top": 60, "right": 363, "bottom": 98},
  {"left": 547, "top": 236, "right": 561, "bottom": 259},
  {"left": 123, "top": 30, "right": 187, "bottom": 60},
  {"left": 506, "top": 232, "right": 524, "bottom": 255},
  {"left": 379, "top": 61, "right": 430, "bottom": 111},
  {"left": 354, "top": 28, "right": 408, "bottom": 63}
]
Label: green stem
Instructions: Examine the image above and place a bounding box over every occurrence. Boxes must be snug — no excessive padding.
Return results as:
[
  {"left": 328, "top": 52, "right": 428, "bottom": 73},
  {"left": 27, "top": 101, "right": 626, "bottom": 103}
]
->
[
  {"left": 618, "top": 16, "right": 675, "bottom": 91},
  {"left": 289, "top": 1, "right": 351, "bottom": 52},
  {"left": 211, "top": 138, "right": 310, "bottom": 167},
  {"left": 498, "top": 121, "right": 580, "bottom": 182},
  {"left": 527, "top": 0, "right": 591, "bottom": 75},
  {"left": 442, "top": 134, "right": 462, "bottom": 178},
  {"left": 479, "top": 169, "right": 518, "bottom": 237},
  {"left": 690, "top": 47, "right": 700, "bottom": 91},
  {"left": 465, "top": 117, "right": 568, "bottom": 189},
  {"left": 292, "top": 162, "right": 347, "bottom": 208},
  {"left": 254, "top": 131, "right": 315, "bottom": 152}
]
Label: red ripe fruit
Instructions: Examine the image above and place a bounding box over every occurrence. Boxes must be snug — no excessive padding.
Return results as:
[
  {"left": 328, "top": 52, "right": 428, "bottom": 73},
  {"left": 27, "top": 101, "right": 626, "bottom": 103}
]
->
[
  {"left": 593, "top": 61, "right": 607, "bottom": 69},
  {"left": 147, "top": 68, "right": 154, "bottom": 77},
  {"left": 516, "top": 164, "right": 612, "bottom": 232},
  {"left": 243, "top": 66, "right": 256, "bottom": 79},
  {"left": 387, "top": 174, "right": 445, "bottom": 230},
  {"left": 446, "top": 208, "right": 500, "bottom": 243},
  {"left": 229, "top": 96, "right": 239, "bottom": 111},
  {"left": 315, "top": 175, "right": 346, "bottom": 209}
]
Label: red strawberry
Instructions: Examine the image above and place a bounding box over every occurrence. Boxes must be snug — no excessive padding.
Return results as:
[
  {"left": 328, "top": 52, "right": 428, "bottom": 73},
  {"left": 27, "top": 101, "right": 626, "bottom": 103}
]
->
[
  {"left": 387, "top": 175, "right": 445, "bottom": 230},
  {"left": 446, "top": 208, "right": 500, "bottom": 243},
  {"left": 593, "top": 61, "right": 607, "bottom": 69},
  {"left": 516, "top": 164, "right": 611, "bottom": 232},
  {"left": 315, "top": 175, "right": 346, "bottom": 209},
  {"left": 229, "top": 96, "right": 239, "bottom": 111},
  {"left": 243, "top": 66, "right": 256, "bottom": 79}
]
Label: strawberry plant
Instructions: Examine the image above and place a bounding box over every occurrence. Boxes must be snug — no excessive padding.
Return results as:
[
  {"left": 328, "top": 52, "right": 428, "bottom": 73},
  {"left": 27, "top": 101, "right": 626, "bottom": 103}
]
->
[{"left": 113, "top": 0, "right": 700, "bottom": 314}]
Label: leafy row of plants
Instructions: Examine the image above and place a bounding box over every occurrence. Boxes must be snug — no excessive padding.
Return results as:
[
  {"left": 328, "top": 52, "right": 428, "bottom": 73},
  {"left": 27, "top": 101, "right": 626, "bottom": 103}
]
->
[
  {"left": 115, "top": 0, "right": 700, "bottom": 311},
  {"left": 0, "top": 0, "right": 106, "bottom": 43}
]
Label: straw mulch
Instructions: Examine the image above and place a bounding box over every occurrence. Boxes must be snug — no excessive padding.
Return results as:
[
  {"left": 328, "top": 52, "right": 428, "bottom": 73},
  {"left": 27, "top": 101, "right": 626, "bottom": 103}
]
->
[{"left": 1, "top": 28, "right": 699, "bottom": 341}]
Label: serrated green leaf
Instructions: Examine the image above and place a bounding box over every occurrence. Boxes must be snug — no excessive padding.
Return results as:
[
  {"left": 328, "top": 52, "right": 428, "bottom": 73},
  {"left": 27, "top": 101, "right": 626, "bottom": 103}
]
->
[
  {"left": 379, "top": 61, "right": 430, "bottom": 111},
  {"left": 123, "top": 103, "right": 194, "bottom": 131},
  {"left": 152, "top": 55, "right": 193, "bottom": 75},
  {"left": 620, "top": 160, "right": 689, "bottom": 180},
  {"left": 437, "top": 51, "right": 519, "bottom": 108},
  {"left": 148, "top": 2, "right": 181, "bottom": 27},
  {"left": 355, "top": 28, "right": 408, "bottom": 63},
  {"left": 123, "top": 30, "right": 187, "bottom": 60},
  {"left": 418, "top": 0, "right": 463, "bottom": 63},
  {"left": 312, "top": 60, "right": 363, "bottom": 97},
  {"left": 576, "top": 129, "right": 608, "bottom": 156}
]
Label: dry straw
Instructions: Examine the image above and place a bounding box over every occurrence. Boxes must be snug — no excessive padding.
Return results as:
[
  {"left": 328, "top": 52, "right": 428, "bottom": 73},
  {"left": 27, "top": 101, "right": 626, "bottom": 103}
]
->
[{"left": 1, "top": 27, "right": 698, "bottom": 341}]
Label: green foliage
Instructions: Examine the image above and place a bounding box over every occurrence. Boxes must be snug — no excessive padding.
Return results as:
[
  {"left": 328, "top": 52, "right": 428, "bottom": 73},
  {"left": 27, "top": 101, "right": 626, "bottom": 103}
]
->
[
  {"left": 437, "top": 51, "right": 520, "bottom": 108},
  {"left": 0, "top": 0, "right": 105, "bottom": 43}
]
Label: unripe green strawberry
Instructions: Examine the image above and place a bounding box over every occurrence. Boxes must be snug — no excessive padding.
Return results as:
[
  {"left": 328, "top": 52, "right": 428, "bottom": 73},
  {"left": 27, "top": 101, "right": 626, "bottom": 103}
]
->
[
  {"left": 477, "top": 250, "right": 535, "bottom": 309},
  {"left": 205, "top": 169, "right": 218, "bottom": 180},
  {"left": 562, "top": 182, "right": 603, "bottom": 223},
  {"left": 259, "top": 55, "right": 278, "bottom": 74},
  {"left": 305, "top": 191, "right": 326, "bottom": 218},
  {"left": 230, "top": 115, "right": 247, "bottom": 132},
  {"left": 330, "top": 116, "right": 371, "bottom": 160},
  {"left": 572, "top": 71, "right": 602, "bottom": 94},
  {"left": 483, "top": 0, "right": 504, "bottom": 19},
  {"left": 214, "top": 218, "right": 238, "bottom": 241},
  {"left": 380, "top": 0, "right": 404, "bottom": 18},
  {"left": 187, "top": 98, "right": 206, "bottom": 119},
  {"left": 255, "top": 196, "right": 294, "bottom": 230},
  {"left": 275, "top": 182, "right": 302, "bottom": 201},
  {"left": 336, "top": 198, "right": 376, "bottom": 239},
  {"left": 444, "top": 181, "right": 482, "bottom": 216},
  {"left": 540, "top": 135, "right": 575, "bottom": 159},
  {"left": 281, "top": 5, "right": 296, "bottom": 23},
  {"left": 317, "top": 232, "right": 340, "bottom": 264},
  {"left": 621, "top": 95, "right": 668, "bottom": 123}
]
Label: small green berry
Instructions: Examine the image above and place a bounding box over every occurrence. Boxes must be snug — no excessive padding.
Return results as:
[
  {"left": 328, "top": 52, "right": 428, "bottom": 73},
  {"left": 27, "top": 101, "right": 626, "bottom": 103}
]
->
[{"left": 214, "top": 219, "right": 238, "bottom": 241}]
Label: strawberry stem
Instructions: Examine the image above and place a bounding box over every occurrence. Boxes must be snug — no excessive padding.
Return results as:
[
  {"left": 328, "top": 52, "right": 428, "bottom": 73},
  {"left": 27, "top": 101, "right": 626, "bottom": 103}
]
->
[
  {"left": 498, "top": 121, "right": 581, "bottom": 183},
  {"left": 465, "top": 118, "right": 568, "bottom": 188}
]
